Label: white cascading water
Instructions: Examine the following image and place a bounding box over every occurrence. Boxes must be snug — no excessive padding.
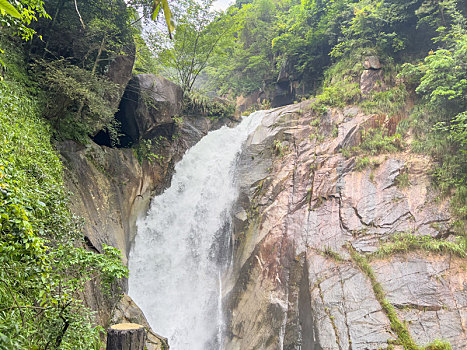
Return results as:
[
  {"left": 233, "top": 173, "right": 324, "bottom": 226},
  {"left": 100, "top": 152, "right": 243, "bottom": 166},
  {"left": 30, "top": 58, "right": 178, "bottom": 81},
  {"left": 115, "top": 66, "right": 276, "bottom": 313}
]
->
[{"left": 128, "top": 111, "right": 265, "bottom": 350}]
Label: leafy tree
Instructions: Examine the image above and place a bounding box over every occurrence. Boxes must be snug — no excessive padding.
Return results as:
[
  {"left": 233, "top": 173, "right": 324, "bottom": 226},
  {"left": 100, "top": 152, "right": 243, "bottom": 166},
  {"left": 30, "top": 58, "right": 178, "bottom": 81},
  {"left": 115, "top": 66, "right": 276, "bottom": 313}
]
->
[
  {"left": 150, "top": 0, "right": 231, "bottom": 93},
  {"left": 0, "top": 0, "right": 49, "bottom": 42},
  {"left": 206, "top": 0, "right": 279, "bottom": 95}
]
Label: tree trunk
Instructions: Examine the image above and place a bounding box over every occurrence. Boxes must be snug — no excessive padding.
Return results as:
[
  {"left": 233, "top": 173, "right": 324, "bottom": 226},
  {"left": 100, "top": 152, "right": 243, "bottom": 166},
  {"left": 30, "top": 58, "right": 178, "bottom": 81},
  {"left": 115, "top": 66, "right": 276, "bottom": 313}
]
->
[{"left": 106, "top": 323, "right": 146, "bottom": 350}]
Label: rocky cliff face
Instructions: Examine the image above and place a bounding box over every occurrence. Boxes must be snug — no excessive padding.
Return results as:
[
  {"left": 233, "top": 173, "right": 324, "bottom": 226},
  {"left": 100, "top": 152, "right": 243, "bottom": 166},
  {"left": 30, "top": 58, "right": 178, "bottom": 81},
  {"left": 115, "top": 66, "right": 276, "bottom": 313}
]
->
[{"left": 226, "top": 102, "right": 466, "bottom": 349}]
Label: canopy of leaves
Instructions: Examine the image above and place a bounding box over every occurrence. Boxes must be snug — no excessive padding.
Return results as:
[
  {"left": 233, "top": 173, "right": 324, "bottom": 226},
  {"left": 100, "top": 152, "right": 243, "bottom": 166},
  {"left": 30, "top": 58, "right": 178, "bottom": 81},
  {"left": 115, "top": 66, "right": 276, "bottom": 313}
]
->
[{"left": 202, "top": 0, "right": 462, "bottom": 97}]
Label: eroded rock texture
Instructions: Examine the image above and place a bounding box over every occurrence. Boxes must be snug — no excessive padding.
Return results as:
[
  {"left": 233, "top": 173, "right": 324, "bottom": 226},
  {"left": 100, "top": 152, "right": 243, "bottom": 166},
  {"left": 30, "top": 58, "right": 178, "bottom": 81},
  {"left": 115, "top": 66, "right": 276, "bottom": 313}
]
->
[{"left": 226, "top": 102, "right": 466, "bottom": 350}]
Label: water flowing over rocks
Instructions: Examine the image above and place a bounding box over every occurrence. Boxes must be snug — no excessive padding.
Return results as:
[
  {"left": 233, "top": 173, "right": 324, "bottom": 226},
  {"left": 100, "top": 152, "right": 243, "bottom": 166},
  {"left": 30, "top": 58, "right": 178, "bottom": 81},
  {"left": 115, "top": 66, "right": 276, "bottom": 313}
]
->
[
  {"left": 61, "top": 107, "right": 232, "bottom": 347},
  {"left": 226, "top": 102, "right": 466, "bottom": 349},
  {"left": 63, "top": 80, "right": 465, "bottom": 349},
  {"left": 128, "top": 112, "right": 265, "bottom": 350}
]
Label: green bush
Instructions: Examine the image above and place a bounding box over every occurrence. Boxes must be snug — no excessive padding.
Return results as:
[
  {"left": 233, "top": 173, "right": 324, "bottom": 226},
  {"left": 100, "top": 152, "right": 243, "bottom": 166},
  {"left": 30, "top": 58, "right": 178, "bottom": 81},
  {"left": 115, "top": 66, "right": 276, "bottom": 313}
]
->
[
  {"left": 342, "top": 127, "right": 403, "bottom": 160},
  {"left": 361, "top": 85, "right": 408, "bottom": 116},
  {"left": 183, "top": 90, "right": 235, "bottom": 119},
  {"left": 133, "top": 138, "right": 166, "bottom": 165},
  {"left": 36, "top": 59, "right": 121, "bottom": 144}
]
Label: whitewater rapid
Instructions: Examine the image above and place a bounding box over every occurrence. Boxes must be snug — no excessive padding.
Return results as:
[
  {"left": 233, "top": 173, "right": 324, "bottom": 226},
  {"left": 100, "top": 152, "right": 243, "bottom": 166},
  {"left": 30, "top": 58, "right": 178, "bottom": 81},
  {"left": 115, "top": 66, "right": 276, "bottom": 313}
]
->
[{"left": 128, "top": 111, "right": 265, "bottom": 349}]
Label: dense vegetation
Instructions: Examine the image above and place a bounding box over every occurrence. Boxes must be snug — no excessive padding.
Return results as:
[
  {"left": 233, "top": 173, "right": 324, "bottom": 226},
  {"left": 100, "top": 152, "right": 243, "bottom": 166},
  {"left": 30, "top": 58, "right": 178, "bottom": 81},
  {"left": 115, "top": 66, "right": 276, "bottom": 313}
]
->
[
  {"left": 0, "top": 0, "right": 465, "bottom": 347},
  {"left": 0, "top": 39, "right": 128, "bottom": 348},
  {"left": 0, "top": 0, "right": 143, "bottom": 347}
]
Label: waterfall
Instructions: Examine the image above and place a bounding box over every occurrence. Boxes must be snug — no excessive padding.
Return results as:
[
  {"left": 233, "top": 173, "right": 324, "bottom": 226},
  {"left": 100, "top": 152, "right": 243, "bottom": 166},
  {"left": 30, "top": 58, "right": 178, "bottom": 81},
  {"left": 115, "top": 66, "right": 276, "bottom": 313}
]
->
[{"left": 128, "top": 111, "right": 265, "bottom": 350}]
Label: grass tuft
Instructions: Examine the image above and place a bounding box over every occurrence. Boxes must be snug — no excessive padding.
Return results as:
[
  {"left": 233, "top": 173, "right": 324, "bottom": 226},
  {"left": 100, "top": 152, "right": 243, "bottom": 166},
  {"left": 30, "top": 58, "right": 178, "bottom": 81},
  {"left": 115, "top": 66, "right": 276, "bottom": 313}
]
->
[{"left": 371, "top": 233, "right": 467, "bottom": 259}]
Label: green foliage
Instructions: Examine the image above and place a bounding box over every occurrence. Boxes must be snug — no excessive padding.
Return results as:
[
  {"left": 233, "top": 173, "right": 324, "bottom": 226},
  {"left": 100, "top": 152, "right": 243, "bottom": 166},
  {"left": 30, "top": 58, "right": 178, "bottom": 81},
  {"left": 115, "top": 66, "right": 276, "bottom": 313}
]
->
[
  {"left": 323, "top": 247, "right": 346, "bottom": 262},
  {"left": 359, "top": 128, "right": 403, "bottom": 155},
  {"left": 424, "top": 340, "right": 453, "bottom": 350},
  {"left": 342, "top": 127, "right": 403, "bottom": 161},
  {"left": 395, "top": 172, "right": 410, "bottom": 188},
  {"left": 310, "top": 131, "right": 325, "bottom": 143},
  {"left": 133, "top": 137, "right": 165, "bottom": 165},
  {"left": 273, "top": 139, "right": 287, "bottom": 157},
  {"left": 0, "top": 0, "right": 21, "bottom": 18},
  {"left": 373, "top": 233, "right": 467, "bottom": 259},
  {"left": 205, "top": 0, "right": 280, "bottom": 95},
  {"left": 37, "top": 59, "right": 120, "bottom": 144},
  {"left": 151, "top": 0, "right": 231, "bottom": 93},
  {"left": 330, "top": 1, "right": 407, "bottom": 58},
  {"left": 151, "top": 0, "right": 175, "bottom": 37},
  {"left": 2, "top": 0, "right": 138, "bottom": 143},
  {"left": 133, "top": 32, "right": 159, "bottom": 74},
  {"left": 361, "top": 85, "right": 408, "bottom": 116},
  {"left": 398, "top": 21, "right": 466, "bottom": 220},
  {"left": 0, "top": 69, "right": 127, "bottom": 348},
  {"left": 183, "top": 90, "right": 235, "bottom": 119},
  {"left": 354, "top": 156, "right": 372, "bottom": 171},
  {"left": 313, "top": 79, "right": 361, "bottom": 110},
  {"left": 416, "top": 45, "right": 467, "bottom": 112},
  {"left": 204, "top": 0, "right": 459, "bottom": 98},
  {"left": 0, "top": 0, "right": 49, "bottom": 43}
]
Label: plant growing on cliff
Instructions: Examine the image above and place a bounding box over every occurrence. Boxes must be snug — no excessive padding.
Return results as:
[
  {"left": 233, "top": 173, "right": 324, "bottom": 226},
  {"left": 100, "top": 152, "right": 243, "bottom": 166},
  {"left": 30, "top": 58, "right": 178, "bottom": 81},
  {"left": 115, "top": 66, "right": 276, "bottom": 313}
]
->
[
  {"left": 372, "top": 233, "right": 467, "bottom": 259},
  {"left": 36, "top": 59, "right": 120, "bottom": 143},
  {"left": 349, "top": 246, "right": 452, "bottom": 350},
  {"left": 183, "top": 89, "right": 235, "bottom": 119},
  {"left": 398, "top": 11, "right": 467, "bottom": 220},
  {"left": 134, "top": 137, "right": 165, "bottom": 165},
  {"left": 342, "top": 127, "right": 403, "bottom": 160},
  {"left": 273, "top": 139, "right": 287, "bottom": 157}
]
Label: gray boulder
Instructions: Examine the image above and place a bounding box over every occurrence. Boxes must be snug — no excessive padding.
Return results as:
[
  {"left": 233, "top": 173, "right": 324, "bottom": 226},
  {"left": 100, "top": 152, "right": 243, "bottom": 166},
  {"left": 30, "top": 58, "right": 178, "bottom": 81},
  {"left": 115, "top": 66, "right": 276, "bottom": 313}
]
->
[
  {"left": 117, "top": 74, "right": 183, "bottom": 144},
  {"left": 360, "top": 56, "right": 385, "bottom": 96}
]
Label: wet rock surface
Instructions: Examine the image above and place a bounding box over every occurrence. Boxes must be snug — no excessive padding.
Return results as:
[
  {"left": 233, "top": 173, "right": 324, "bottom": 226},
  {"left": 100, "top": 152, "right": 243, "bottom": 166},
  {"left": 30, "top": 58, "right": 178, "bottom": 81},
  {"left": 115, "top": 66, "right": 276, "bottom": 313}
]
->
[{"left": 226, "top": 102, "right": 465, "bottom": 349}]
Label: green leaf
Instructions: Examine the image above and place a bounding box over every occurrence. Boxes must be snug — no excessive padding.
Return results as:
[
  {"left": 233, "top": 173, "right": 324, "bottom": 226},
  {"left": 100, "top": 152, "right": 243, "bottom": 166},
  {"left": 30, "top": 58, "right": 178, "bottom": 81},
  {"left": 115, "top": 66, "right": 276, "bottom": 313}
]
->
[
  {"left": 151, "top": 0, "right": 174, "bottom": 39},
  {"left": 0, "top": 0, "right": 21, "bottom": 18},
  {"left": 151, "top": 0, "right": 161, "bottom": 21},
  {"left": 161, "top": 0, "right": 175, "bottom": 39}
]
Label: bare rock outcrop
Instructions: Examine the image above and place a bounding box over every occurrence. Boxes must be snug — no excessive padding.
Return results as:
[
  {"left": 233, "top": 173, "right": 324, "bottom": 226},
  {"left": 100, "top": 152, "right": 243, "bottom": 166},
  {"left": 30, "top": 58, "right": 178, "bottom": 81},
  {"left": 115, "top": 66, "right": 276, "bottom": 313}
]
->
[
  {"left": 225, "top": 102, "right": 466, "bottom": 349},
  {"left": 116, "top": 74, "right": 184, "bottom": 145},
  {"left": 360, "top": 56, "right": 385, "bottom": 96}
]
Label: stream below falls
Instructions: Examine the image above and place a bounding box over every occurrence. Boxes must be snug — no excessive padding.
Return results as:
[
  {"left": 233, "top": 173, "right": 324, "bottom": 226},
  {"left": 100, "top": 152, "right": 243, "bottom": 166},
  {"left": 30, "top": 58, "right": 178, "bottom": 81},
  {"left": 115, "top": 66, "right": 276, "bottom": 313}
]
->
[{"left": 128, "top": 111, "right": 265, "bottom": 349}]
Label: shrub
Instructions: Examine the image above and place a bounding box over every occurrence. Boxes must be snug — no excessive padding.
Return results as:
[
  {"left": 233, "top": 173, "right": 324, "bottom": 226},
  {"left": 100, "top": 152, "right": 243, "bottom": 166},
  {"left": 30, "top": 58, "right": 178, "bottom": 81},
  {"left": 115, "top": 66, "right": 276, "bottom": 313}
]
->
[
  {"left": 183, "top": 90, "right": 235, "bottom": 119},
  {"left": 36, "top": 59, "right": 120, "bottom": 144}
]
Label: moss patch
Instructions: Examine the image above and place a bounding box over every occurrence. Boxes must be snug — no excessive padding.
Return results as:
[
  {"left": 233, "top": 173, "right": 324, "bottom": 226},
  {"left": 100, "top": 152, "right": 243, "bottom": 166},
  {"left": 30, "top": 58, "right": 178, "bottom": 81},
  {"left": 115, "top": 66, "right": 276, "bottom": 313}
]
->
[{"left": 348, "top": 246, "right": 452, "bottom": 350}]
